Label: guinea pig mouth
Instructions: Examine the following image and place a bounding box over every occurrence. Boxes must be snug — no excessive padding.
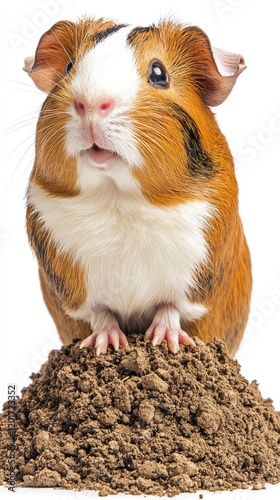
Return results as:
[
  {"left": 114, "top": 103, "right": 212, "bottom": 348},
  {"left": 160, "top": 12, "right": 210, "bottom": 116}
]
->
[
  {"left": 85, "top": 143, "right": 118, "bottom": 165},
  {"left": 92, "top": 143, "right": 104, "bottom": 153}
]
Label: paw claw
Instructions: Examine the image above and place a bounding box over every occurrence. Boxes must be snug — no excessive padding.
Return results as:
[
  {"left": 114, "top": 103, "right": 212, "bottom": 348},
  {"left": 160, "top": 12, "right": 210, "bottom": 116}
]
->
[
  {"left": 80, "top": 327, "right": 128, "bottom": 355},
  {"left": 167, "top": 332, "right": 180, "bottom": 353},
  {"left": 145, "top": 324, "right": 162, "bottom": 344},
  {"left": 145, "top": 320, "right": 195, "bottom": 353},
  {"left": 80, "top": 334, "right": 95, "bottom": 349},
  {"left": 95, "top": 334, "right": 109, "bottom": 356}
]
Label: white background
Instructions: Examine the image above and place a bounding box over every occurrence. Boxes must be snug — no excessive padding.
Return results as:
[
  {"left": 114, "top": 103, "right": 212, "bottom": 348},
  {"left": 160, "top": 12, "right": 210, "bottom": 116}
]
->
[{"left": 0, "top": 1, "right": 279, "bottom": 499}]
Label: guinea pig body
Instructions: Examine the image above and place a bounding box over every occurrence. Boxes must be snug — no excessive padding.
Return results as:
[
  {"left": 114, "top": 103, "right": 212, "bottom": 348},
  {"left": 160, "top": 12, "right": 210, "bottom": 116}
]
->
[{"left": 25, "top": 18, "right": 252, "bottom": 355}]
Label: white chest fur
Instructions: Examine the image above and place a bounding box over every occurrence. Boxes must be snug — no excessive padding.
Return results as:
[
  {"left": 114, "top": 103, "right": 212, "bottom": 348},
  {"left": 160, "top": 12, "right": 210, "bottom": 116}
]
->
[{"left": 28, "top": 179, "right": 214, "bottom": 330}]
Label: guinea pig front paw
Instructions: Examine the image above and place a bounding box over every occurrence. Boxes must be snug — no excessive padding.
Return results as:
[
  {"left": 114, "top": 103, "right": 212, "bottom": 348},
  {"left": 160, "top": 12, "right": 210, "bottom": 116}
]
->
[
  {"left": 80, "top": 326, "right": 129, "bottom": 355},
  {"left": 144, "top": 305, "right": 195, "bottom": 353}
]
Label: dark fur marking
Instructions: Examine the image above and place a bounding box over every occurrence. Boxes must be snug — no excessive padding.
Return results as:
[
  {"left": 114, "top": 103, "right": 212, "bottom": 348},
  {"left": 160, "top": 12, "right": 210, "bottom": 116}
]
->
[
  {"left": 191, "top": 269, "right": 214, "bottom": 302},
  {"left": 127, "top": 25, "right": 156, "bottom": 45},
  {"left": 92, "top": 24, "right": 127, "bottom": 45},
  {"left": 224, "top": 323, "right": 243, "bottom": 352},
  {"left": 172, "top": 104, "right": 215, "bottom": 178},
  {"left": 29, "top": 211, "right": 69, "bottom": 305}
]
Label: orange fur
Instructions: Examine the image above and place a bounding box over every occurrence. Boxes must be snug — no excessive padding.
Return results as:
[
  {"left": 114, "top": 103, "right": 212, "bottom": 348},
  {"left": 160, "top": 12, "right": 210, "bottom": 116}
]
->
[
  {"left": 39, "top": 267, "right": 91, "bottom": 345},
  {"left": 128, "top": 22, "right": 252, "bottom": 354}
]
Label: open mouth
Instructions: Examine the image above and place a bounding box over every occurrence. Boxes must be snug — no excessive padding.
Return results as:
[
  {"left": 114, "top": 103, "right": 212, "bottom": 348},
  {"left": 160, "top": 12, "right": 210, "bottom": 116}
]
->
[
  {"left": 85, "top": 143, "right": 118, "bottom": 165},
  {"left": 92, "top": 143, "right": 105, "bottom": 153}
]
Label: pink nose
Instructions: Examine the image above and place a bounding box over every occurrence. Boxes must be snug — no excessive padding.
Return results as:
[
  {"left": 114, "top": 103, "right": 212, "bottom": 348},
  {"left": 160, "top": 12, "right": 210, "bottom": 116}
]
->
[{"left": 74, "top": 97, "right": 115, "bottom": 117}]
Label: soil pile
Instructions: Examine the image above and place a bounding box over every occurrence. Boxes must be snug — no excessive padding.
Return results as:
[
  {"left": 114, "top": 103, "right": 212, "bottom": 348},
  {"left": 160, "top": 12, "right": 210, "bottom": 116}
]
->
[{"left": 0, "top": 335, "right": 279, "bottom": 496}]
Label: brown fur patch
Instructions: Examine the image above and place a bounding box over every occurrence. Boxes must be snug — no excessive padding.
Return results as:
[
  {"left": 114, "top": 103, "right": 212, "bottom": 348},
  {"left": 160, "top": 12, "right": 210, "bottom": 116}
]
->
[
  {"left": 39, "top": 267, "right": 91, "bottom": 345},
  {"left": 186, "top": 222, "right": 252, "bottom": 356}
]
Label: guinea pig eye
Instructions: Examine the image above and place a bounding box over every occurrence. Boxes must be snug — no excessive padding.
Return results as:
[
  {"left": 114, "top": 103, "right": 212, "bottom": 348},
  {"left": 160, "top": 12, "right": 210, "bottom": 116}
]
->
[
  {"left": 65, "top": 59, "right": 75, "bottom": 76},
  {"left": 148, "top": 60, "right": 169, "bottom": 88}
]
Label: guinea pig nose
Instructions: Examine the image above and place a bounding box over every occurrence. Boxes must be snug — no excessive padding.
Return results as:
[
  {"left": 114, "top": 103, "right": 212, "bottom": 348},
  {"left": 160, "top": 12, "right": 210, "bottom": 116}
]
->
[
  {"left": 74, "top": 98, "right": 86, "bottom": 116},
  {"left": 74, "top": 96, "right": 115, "bottom": 117},
  {"left": 97, "top": 98, "right": 115, "bottom": 117}
]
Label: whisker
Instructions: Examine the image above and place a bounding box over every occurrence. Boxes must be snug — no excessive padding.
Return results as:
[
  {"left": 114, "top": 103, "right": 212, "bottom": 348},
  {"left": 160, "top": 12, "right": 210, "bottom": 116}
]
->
[
  {"left": 131, "top": 122, "right": 172, "bottom": 158},
  {"left": 0, "top": 107, "right": 71, "bottom": 142},
  {"left": 36, "top": 70, "right": 65, "bottom": 92},
  {"left": 0, "top": 115, "right": 37, "bottom": 139},
  {"left": 52, "top": 30, "right": 73, "bottom": 63},
  {"left": 1, "top": 137, "right": 35, "bottom": 207},
  {"left": 1, "top": 87, "right": 43, "bottom": 97},
  {"left": 36, "top": 126, "right": 66, "bottom": 159},
  {"left": 0, "top": 79, "right": 44, "bottom": 97},
  {"left": 27, "top": 129, "right": 68, "bottom": 183},
  {"left": 37, "top": 136, "right": 59, "bottom": 154},
  {"left": 20, "top": 157, "right": 34, "bottom": 190},
  {"left": 1, "top": 132, "right": 36, "bottom": 166},
  {"left": 38, "top": 110, "right": 70, "bottom": 118},
  {"left": 1, "top": 78, "right": 38, "bottom": 88}
]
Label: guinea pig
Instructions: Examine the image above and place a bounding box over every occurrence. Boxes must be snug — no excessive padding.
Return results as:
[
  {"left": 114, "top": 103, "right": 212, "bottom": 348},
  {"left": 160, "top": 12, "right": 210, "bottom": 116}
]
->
[{"left": 24, "top": 17, "right": 252, "bottom": 356}]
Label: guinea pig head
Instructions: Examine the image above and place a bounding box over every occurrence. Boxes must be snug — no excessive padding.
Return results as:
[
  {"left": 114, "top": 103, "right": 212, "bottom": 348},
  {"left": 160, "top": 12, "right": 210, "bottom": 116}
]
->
[{"left": 24, "top": 19, "right": 245, "bottom": 201}]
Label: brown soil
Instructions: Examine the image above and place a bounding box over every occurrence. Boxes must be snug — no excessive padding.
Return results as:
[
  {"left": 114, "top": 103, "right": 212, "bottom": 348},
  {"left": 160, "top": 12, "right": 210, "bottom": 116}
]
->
[{"left": 0, "top": 335, "right": 279, "bottom": 496}]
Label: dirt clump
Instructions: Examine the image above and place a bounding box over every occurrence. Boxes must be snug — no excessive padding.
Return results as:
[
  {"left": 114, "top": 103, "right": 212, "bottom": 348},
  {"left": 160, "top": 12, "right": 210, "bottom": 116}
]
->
[{"left": 0, "top": 335, "right": 279, "bottom": 496}]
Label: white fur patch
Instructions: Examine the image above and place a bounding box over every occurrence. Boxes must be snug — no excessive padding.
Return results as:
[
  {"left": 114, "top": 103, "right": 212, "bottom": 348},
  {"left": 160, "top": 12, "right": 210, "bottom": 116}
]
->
[
  {"left": 28, "top": 180, "right": 214, "bottom": 332},
  {"left": 64, "top": 25, "right": 142, "bottom": 183}
]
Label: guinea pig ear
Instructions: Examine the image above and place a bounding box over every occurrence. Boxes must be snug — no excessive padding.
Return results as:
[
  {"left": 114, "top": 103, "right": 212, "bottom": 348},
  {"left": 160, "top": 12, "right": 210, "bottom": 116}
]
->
[
  {"left": 23, "top": 20, "right": 76, "bottom": 93},
  {"left": 207, "top": 46, "right": 246, "bottom": 106},
  {"left": 184, "top": 27, "right": 246, "bottom": 106}
]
